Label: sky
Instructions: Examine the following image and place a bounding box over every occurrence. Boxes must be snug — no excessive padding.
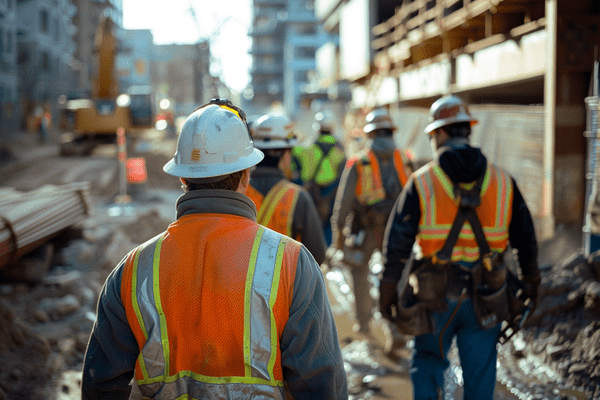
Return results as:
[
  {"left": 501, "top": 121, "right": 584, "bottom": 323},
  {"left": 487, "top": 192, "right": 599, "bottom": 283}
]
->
[{"left": 122, "top": 0, "right": 252, "bottom": 93}]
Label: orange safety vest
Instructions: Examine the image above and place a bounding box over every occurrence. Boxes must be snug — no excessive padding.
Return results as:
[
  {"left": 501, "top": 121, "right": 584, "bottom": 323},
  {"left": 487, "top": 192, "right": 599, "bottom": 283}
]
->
[
  {"left": 349, "top": 149, "right": 410, "bottom": 206},
  {"left": 246, "top": 180, "right": 302, "bottom": 240},
  {"left": 414, "top": 163, "right": 513, "bottom": 262},
  {"left": 120, "top": 215, "right": 301, "bottom": 399}
]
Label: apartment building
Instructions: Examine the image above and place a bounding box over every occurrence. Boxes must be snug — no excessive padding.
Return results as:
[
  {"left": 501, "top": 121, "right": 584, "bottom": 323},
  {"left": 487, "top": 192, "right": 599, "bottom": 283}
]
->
[
  {"left": 0, "top": 0, "right": 18, "bottom": 137},
  {"left": 246, "top": 0, "right": 328, "bottom": 121}
]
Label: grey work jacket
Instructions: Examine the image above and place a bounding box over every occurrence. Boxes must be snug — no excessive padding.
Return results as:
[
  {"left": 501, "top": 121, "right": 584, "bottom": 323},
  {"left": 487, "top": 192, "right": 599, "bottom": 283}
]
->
[{"left": 81, "top": 189, "right": 348, "bottom": 400}]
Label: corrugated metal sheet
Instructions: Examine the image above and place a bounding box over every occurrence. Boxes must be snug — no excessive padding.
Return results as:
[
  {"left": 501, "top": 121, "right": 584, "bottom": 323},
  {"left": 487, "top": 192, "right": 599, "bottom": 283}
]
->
[{"left": 0, "top": 182, "right": 91, "bottom": 271}]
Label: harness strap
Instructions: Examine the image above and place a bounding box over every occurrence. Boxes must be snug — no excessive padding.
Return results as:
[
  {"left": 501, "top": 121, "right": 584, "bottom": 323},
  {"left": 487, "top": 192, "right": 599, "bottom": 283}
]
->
[
  {"left": 308, "top": 141, "right": 335, "bottom": 185},
  {"left": 434, "top": 171, "right": 487, "bottom": 262}
]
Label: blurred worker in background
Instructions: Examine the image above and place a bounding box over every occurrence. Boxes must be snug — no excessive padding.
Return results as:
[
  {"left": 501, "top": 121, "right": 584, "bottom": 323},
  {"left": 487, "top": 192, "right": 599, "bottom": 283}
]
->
[
  {"left": 380, "top": 95, "right": 540, "bottom": 399},
  {"left": 290, "top": 110, "right": 347, "bottom": 246},
  {"left": 329, "top": 107, "right": 413, "bottom": 345},
  {"left": 81, "top": 99, "right": 348, "bottom": 400},
  {"left": 246, "top": 113, "right": 327, "bottom": 265}
]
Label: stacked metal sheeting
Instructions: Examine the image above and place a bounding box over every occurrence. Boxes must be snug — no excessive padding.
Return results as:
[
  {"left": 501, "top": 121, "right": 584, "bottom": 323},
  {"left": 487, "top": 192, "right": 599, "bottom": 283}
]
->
[{"left": 0, "top": 182, "right": 91, "bottom": 271}]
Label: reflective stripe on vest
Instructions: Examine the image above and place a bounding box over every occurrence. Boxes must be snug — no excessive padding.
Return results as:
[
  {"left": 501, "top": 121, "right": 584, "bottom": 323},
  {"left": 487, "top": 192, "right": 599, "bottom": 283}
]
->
[
  {"left": 354, "top": 149, "right": 409, "bottom": 206},
  {"left": 254, "top": 180, "right": 301, "bottom": 239},
  {"left": 124, "top": 225, "right": 297, "bottom": 399},
  {"left": 414, "top": 163, "right": 513, "bottom": 262}
]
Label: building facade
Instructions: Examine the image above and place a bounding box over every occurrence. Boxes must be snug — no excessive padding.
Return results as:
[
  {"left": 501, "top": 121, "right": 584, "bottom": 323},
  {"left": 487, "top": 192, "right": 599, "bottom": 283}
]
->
[
  {"left": 151, "top": 42, "right": 217, "bottom": 118},
  {"left": 0, "top": 0, "right": 19, "bottom": 138},
  {"left": 246, "top": 0, "right": 328, "bottom": 121},
  {"left": 117, "top": 29, "right": 153, "bottom": 90},
  {"left": 15, "top": 0, "right": 77, "bottom": 130}
]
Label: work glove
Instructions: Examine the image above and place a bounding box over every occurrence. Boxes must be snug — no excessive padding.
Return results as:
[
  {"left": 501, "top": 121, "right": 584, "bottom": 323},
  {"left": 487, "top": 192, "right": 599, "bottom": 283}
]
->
[
  {"left": 521, "top": 272, "right": 541, "bottom": 316},
  {"left": 379, "top": 280, "right": 399, "bottom": 322}
]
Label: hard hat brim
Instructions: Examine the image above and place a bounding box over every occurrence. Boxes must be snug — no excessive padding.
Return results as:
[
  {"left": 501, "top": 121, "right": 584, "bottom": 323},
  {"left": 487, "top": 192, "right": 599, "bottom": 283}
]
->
[
  {"left": 163, "top": 148, "right": 264, "bottom": 178},
  {"left": 253, "top": 138, "right": 298, "bottom": 150},
  {"left": 424, "top": 115, "right": 478, "bottom": 135},
  {"left": 364, "top": 121, "right": 396, "bottom": 134}
]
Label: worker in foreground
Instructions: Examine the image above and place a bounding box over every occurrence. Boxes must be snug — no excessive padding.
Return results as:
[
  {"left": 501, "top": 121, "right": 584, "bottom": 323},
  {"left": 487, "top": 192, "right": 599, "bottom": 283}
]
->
[
  {"left": 290, "top": 110, "right": 346, "bottom": 245},
  {"left": 81, "top": 99, "right": 348, "bottom": 400},
  {"left": 380, "top": 95, "right": 540, "bottom": 399},
  {"left": 329, "top": 108, "right": 413, "bottom": 345},
  {"left": 246, "top": 113, "right": 327, "bottom": 265}
]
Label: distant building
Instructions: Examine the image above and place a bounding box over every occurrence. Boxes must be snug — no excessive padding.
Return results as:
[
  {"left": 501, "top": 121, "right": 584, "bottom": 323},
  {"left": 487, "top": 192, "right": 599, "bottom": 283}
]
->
[
  {"left": 117, "top": 29, "right": 153, "bottom": 90},
  {"left": 15, "top": 0, "right": 77, "bottom": 127},
  {"left": 0, "top": 0, "right": 19, "bottom": 137},
  {"left": 246, "top": 0, "right": 327, "bottom": 119},
  {"left": 151, "top": 42, "right": 215, "bottom": 118}
]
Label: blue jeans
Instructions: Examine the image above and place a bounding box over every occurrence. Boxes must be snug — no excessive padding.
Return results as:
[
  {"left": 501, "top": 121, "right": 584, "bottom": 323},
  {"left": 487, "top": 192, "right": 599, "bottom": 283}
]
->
[{"left": 411, "top": 298, "right": 501, "bottom": 400}]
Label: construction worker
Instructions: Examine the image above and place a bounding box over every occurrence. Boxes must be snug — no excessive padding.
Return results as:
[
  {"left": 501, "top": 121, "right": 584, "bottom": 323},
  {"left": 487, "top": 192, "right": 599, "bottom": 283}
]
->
[
  {"left": 290, "top": 110, "right": 346, "bottom": 246},
  {"left": 379, "top": 95, "right": 540, "bottom": 399},
  {"left": 246, "top": 113, "right": 327, "bottom": 265},
  {"left": 329, "top": 107, "right": 413, "bottom": 338},
  {"left": 81, "top": 99, "right": 348, "bottom": 400}
]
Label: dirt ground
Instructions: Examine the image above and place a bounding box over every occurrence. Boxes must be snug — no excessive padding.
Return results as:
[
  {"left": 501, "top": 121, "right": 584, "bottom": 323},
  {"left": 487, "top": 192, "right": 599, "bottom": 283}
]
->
[{"left": 0, "top": 131, "right": 599, "bottom": 399}]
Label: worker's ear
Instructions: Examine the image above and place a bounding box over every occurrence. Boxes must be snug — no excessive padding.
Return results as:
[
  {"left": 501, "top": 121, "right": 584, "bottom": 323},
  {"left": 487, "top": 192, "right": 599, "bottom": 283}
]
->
[{"left": 237, "top": 169, "right": 251, "bottom": 194}]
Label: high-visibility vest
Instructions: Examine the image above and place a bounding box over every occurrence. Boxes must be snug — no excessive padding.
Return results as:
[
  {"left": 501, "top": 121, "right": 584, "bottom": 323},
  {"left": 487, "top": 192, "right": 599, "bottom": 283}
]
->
[
  {"left": 292, "top": 135, "right": 346, "bottom": 186},
  {"left": 246, "top": 180, "right": 302, "bottom": 240},
  {"left": 349, "top": 149, "right": 410, "bottom": 206},
  {"left": 414, "top": 163, "right": 513, "bottom": 262},
  {"left": 121, "top": 215, "right": 301, "bottom": 399}
]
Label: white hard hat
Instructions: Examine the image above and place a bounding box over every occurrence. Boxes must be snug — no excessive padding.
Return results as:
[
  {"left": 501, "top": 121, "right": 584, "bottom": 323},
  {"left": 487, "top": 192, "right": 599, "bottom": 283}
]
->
[
  {"left": 314, "top": 110, "right": 335, "bottom": 132},
  {"left": 424, "top": 95, "right": 477, "bottom": 135},
  {"left": 364, "top": 108, "right": 396, "bottom": 134},
  {"left": 252, "top": 114, "right": 298, "bottom": 149},
  {"left": 163, "top": 99, "right": 264, "bottom": 180}
]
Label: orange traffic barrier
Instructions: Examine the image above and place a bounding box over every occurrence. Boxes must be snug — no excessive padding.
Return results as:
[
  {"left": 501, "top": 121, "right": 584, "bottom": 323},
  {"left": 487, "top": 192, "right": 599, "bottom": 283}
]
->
[{"left": 126, "top": 157, "right": 148, "bottom": 184}]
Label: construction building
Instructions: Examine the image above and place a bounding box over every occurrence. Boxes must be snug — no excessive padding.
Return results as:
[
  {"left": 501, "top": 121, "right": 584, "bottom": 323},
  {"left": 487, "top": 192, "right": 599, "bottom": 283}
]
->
[
  {"left": 314, "top": 0, "right": 600, "bottom": 242},
  {"left": 246, "top": 0, "right": 329, "bottom": 125}
]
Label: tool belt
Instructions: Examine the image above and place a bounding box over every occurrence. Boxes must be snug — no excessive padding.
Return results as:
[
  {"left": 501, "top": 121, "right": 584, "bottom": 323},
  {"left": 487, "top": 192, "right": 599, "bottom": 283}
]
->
[{"left": 395, "top": 173, "right": 526, "bottom": 334}]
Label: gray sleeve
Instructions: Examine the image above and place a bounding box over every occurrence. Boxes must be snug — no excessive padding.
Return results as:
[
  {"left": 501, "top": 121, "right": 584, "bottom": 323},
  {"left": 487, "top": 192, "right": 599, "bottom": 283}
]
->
[
  {"left": 293, "top": 190, "right": 327, "bottom": 265},
  {"left": 81, "top": 257, "right": 139, "bottom": 400},
  {"left": 280, "top": 246, "right": 349, "bottom": 400},
  {"left": 330, "top": 164, "right": 358, "bottom": 250}
]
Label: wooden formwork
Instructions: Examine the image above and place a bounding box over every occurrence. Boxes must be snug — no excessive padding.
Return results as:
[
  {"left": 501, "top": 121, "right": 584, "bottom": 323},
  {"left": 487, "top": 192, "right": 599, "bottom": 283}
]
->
[{"left": 372, "top": 0, "right": 546, "bottom": 73}]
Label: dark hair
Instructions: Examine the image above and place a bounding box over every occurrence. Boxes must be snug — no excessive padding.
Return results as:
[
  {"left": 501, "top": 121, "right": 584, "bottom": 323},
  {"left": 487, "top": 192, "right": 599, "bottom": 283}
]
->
[
  {"left": 182, "top": 171, "right": 244, "bottom": 192},
  {"left": 444, "top": 122, "right": 471, "bottom": 137},
  {"left": 259, "top": 149, "right": 286, "bottom": 167},
  {"left": 369, "top": 128, "right": 394, "bottom": 137}
]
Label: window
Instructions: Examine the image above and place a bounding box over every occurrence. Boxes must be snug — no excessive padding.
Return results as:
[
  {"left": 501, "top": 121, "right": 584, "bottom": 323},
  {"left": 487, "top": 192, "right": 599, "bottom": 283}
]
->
[
  {"left": 40, "top": 9, "right": 49, "bottom": 33},
  {"left": 0, "top": 30, "right": 3, "bottom": 58},
  {"left": 6, "top": 31, "right": 12, "bottom": 54},
  {"left": 17, "top": 48, "right": 28, "bottom": 65},
  {"left": 54, "top": 18, "right": 59, "bottom": 40},
  {"left": 42, "top": 51, "right": 50, "bottom": 70}
]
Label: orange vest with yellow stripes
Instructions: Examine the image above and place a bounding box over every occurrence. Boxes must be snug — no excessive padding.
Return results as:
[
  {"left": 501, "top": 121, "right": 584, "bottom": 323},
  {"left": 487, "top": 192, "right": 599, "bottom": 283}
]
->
[
  {"left": 246, "top": 180, "right": 302, "bottom": 240},
  {"left": 120, "top": 215, "right": 301, "bottom": 399},
  {"left": 413, "top": 163, "right": 513, "bottom": 262},
  {"left": 348, "top": 149, "right": 410, "bottom": 206}
]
